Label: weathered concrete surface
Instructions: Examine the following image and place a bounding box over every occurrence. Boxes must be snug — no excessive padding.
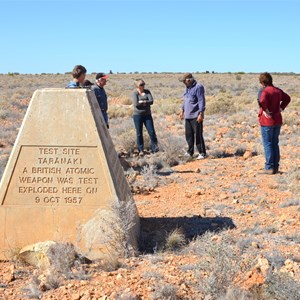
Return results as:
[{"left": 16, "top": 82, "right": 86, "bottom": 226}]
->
[{"left": 0, "top": 89, "right": 139, "bottom": 260}]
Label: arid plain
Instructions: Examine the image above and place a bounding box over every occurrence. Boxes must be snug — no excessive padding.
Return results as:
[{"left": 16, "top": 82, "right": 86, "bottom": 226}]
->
[{"left": 0, "top": 73, "right": 299, "bottom": 299}]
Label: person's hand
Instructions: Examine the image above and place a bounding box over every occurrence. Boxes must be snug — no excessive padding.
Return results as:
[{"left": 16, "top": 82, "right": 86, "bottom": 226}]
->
[
  {"left": 179, "top": 111, "right": 184, "bottom": 120},
  {"left": 197, "top": 114, "right": 203, "bottom": 123},
  {"left": 263, "top": 111, "right": 272, "bottom": 119}
]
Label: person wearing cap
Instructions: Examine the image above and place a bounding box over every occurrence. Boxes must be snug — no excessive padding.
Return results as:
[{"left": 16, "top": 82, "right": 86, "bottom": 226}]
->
[
  {"left": 66, "top": 65, "right": 87, "bottom": 88},
  {"left": 179, "top": 73, "right": 206, "bottom": 159},
  {"left": 91, "top": 73, "right": 109, "bottom": 128},
  {"left": 132, "top": 79, "right": 158, "bottom": 156}
]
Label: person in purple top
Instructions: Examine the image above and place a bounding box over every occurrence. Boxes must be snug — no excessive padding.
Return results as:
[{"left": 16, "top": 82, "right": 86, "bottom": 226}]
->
[{"left": 179, "top": 73, "right": 206, "bottom": 159}]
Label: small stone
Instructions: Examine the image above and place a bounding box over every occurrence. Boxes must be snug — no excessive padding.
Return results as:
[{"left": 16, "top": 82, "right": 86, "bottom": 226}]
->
[
  {"left": 220, "top": 194, "right": 228, "bottom": 200},
  {"left": 116, "top": 274, "right": 123, "bottom": 281},
  {"left": 181, "top": 283, "right": 188, "bottom": 290},
  {"left": 195, "top": 168, "right": 201, "bottom": 173},
  {"left": 211, "top": 235, "right": 221, "bottom": 242},
  {"left": 243, "top": 150, "right": 252, "bottom": 160},
  {"left": 256, "top": 256, "right": 270, "bottom": 275},
  {"left": 3, "top": 272, "right": 14, "bottom": 283},
  {"left": 71, "top": 293, "right": 81, "bottom": 300},
  {"left": 185, "top": 192, "right": 192, "bottom": 198},
  {"left": 195, "top": 189, "right": 205, "bottom": 195},
  {"left": 251, "top": 242, "right": 259, "bottom": 249},
  {"left": 233, "top": 199, "right": 239, "bottom": 204}
]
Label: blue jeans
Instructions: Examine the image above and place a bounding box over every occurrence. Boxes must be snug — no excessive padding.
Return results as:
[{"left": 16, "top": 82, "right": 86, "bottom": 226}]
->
[
  {"left": 133, "top": 114, "right": 158, "bottom": 152},
  {"left": 261, "top": 125, "right": 281, "bottom": 170}
]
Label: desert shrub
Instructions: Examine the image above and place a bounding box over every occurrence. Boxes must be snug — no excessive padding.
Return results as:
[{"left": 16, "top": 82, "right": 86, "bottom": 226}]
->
[
  {"left": 218, "top": 287, "right": 251, "bottom": 300},
  {"left": 0, "top": 108, "right": 11, "bottom": 120},
  {"left": 206, "top": 94, "right": 237, "bottom": 115},
  {"left": 120, "top": 96, "right": 132, "bottom": 105},
  {"left": 279, "top": 199, "right": 300, "bottom": 208},
  {"left": 129, "top": 163, "right": 161, "bottom": 194},
  {"left": 109, "top": 105, "right": 133, "bottom": 119},
  {"left": 140, "top": 164, "right": 159, "bottom": 189},
  {"left": 142, "top": 271, "right": 164, "bottom": 280},
  {"left": 186, "top": 231, "right": 252, "bottom": 299},
  {"left": 259, "top": 272, "right": 300, "bottom": 300},
  {"left": 283, "top": 112, "right": 300, "bottom": 126},
  {"left": 22, "top": 276, "right": 42, "bottom": 299},
  {"left": 152, "top": 283, "right": 178, "bottom": 300},
  {"left": 236, "top": 74, "right": 242, "bottom": 80},
  {"left": 236, "top": 237, "right": 260, "bottom": 253},
  {"left": 116, "top": 294, "right": 138, "bottom": 300},
  {"left": 209, "top": 149, "right": 231, "bottom": 158},
  {"left": 264, "top": 250, "right": 286, "bottom": 270},
  {"left": 159, "top": 135, "right": 187, "bottom": 167},
  {"left": 118, "top": 128, "right": 137, "bottom": 153},
  {"left": 47, "top": 243, "right": 77, "bottom": 277},
  {"left": 80, "top": 200, "right": 138, "bottom": 260},
  {"left": 0, "top": 125, "right": 19, "bottom": 146},
  {"left": 277, "top": 166, "right": 300, "bottom": 193},
  {"left": 0, "top": 157, "right": 9, "bottom": 179},
  {"left": 164, "top": 229, "right": 186, "bottom": 251}
]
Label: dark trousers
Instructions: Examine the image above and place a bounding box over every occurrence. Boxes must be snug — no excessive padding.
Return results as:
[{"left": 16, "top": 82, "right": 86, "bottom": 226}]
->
[
  {"left": 133, "top": 114, "right": 158, "bottom": 152},
  {"left": 185, "top": 118, "right": 206, "bottom": 156},
  {"left": 261, "top": 125, "right": 281, "bottom": 171}
]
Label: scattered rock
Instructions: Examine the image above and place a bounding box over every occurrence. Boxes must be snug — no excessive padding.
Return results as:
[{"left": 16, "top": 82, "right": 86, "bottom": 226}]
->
[
  {"left": 243, "top": 150, "right": 252, "bottom": 160},
  {"left": 18, "top": 241, "right": 77, "bottom": 269},
  {"left": 255, "top": 256, "right": 270, "bottom": 275},
  {"left": 280, "top": 259, "right": 300, "bottom": 277},
  {"left": 71, "top": 293, "right": 81, "bottom": 300},
  {"left": 3, "top": 265, "right": 15, "bottom": 283},
  {"left": 116, "top": 273, "right": 123, "bottom": 281},
  {"left": 251, "top": 242, "right": 260, "bottom": 249},
  {"left": 220, "top": 194, "right": 228, "bottom": 200},
  {"left": 18, "top": 241, "right": 56, "bottom": 269}
]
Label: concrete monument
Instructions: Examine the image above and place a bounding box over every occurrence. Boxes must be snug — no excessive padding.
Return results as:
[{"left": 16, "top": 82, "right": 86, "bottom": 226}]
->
[{"left": 0, "top": 89, "right": 139, "bottom": 260}]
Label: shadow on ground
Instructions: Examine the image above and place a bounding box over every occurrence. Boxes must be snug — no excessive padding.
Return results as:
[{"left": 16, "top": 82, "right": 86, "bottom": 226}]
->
[{"left": 139, "top": 215, "right": 236, "bottom": 253}]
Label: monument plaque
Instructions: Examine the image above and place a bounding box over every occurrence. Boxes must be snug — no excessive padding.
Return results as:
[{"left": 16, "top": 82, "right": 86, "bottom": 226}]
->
[{"left": 0, "top": 89, "right": 139, "bottom": 259}]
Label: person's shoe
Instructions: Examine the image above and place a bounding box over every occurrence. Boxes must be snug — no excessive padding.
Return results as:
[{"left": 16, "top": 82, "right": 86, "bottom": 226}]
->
[
  {"left": 139, "top": 151, "right": 145, "bottom": 157},
  {"left": 258, "top": 169, "right": 274, "bottom": 175},
  {"left": 196, "top": 154, "right": 206, "bottom": 160},
  {"left": 151, "top": 147, "right": 159, "bottom": 154}
]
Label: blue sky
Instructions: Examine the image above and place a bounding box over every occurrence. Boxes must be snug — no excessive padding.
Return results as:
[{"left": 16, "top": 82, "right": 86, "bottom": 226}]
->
[{"left": 1, "top": 0, "right": 299, "bottom": 74}]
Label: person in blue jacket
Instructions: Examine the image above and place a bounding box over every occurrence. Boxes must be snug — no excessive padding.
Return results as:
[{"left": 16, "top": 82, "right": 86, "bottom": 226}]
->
[{"left": 66, "top": 65, "right": 87, "bottom": 88}]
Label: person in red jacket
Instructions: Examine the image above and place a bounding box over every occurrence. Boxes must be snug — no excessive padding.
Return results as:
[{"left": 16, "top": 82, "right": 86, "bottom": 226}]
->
[{"left": 258, "top": 72, "right": 291, "bottom": 174}]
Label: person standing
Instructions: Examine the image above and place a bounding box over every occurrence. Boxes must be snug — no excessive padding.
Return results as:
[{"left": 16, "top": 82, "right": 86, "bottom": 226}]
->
[
  {"left": 258, "top": 72, "right": 291, "bottom": 174},
  {"left": 66, "top": 65, "right": 87, "bottom": 88},
  {"left": 92, "top": 73, "right": 109, "bottom": 128},
  {"left": 132, "top": 79, "right": 158, "bottom": 156},
  {"left": 179, "top": 73, "right": 206, "bottom": 159}
]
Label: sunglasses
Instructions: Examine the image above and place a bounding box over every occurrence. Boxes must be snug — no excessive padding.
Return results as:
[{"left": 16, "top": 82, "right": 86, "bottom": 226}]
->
[{"left": 139, "top": 83, "right": 145, "bottom": 86}]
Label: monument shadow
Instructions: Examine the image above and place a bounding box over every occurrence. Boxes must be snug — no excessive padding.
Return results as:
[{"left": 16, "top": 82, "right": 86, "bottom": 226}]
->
[{"left": 139, "top": 215, "right": 236, "bottom": 253}]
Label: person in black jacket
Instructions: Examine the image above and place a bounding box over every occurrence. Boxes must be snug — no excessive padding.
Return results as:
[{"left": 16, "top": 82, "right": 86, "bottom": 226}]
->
[
  {"left": 91, "top": 73, "right": 109, "bottom": 128},
  {"left": 132, "top": 79, "right": 158, "bottom": 156}
]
